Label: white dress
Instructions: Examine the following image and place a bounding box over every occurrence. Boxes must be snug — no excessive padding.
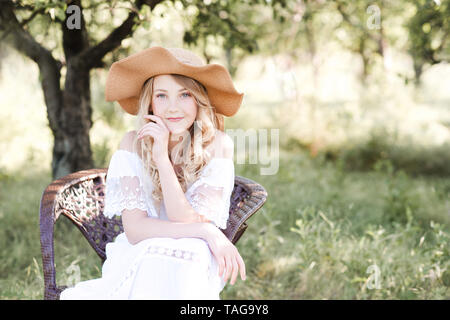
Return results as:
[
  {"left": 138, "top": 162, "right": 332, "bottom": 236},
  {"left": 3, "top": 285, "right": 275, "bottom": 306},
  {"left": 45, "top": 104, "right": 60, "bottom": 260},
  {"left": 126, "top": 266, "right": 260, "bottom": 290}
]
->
[{"left": 60, "top": 149, "right": 235, "bottom": 300}]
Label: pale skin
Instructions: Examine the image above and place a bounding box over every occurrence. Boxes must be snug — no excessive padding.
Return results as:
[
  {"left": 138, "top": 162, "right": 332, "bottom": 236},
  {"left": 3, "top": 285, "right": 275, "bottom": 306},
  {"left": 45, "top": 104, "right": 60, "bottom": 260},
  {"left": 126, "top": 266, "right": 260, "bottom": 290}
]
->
[{"left": 120, "top": 74, "right": 246, "bottom": 285}]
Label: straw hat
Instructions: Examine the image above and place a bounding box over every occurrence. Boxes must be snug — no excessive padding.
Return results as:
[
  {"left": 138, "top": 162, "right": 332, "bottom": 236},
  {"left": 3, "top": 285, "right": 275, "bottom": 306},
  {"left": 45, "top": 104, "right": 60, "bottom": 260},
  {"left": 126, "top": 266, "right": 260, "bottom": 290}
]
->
[{"left": 105, "top": 46, "right": 244, "bottom": 130}]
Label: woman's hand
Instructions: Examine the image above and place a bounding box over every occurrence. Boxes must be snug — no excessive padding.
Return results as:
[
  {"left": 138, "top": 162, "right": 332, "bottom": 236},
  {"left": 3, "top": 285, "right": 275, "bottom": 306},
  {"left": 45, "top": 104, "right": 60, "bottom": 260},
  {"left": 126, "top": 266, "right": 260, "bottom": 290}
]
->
[
  {"left": 203, "top": 223, "right": 246, "bottom": 285},
  {"left": 137, "top": 115, "right": 170, "bottom": 164}
]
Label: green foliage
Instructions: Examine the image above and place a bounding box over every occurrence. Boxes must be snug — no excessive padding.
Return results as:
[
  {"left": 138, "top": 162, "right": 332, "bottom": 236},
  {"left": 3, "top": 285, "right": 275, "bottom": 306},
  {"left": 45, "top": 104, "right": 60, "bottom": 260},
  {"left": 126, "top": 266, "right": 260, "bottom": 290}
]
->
[
  {"left": 407, "top": 0, "right": 450, "bottom": 68},
  {"left": 320, "top": 126, "right": 450, "bottom": 178},
  {"left": 92, "top": 139, "right": 112, "bottom": 169}
]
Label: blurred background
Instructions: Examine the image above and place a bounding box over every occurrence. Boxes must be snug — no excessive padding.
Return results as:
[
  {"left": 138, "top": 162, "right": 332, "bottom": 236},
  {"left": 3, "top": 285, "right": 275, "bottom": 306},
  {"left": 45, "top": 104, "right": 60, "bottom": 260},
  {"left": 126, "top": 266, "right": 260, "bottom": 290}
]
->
[{"left": 0, "top": 0, "right": 449, "bottom": 299}]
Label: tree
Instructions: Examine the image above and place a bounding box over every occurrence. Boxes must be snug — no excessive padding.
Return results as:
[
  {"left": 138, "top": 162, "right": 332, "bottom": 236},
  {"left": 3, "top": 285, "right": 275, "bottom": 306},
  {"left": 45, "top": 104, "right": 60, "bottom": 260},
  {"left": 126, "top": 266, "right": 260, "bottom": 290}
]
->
[
  {"left": 0, "top": 0, "right": 287, "bottom": 179},
  {"left": 0, "top": 0, "right": 161, "bottom": 178},
  {"left": 179, "top": 0, "right": 288, "bottom": 76},
  {"left": 406, "top": 0, "right": 450, "bottom": 85},
  {"left": 333, "top": 0, "right": 387, "bottom": 85}
]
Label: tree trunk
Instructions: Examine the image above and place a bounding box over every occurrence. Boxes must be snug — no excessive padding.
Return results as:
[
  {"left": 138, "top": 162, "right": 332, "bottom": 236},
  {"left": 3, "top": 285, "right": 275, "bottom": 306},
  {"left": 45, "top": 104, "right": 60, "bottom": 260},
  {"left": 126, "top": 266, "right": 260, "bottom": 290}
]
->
[
  {"left": 0, "top": 0, "right": 164, "bottom": 179},
  {"left": 359, "top": 38, "right": 369, "bottom": 86},
  {"left": 413, "top": 58, "right": 423, "bottom": 87},
  {"left": 51, "top": 59, "right": 93, "bottom": 178},
  {"left": 305, "top": 13, "right": 319, "bottom": 91}
]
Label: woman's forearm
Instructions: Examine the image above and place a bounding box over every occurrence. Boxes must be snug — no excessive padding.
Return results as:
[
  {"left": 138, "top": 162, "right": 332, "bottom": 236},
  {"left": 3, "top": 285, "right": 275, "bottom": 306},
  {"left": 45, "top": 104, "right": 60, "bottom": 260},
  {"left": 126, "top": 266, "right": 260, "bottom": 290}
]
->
[
  {"left": 121, "top": 208, "right": 211, "bottom": 245},
  {"left": 156, "top": 156, "right": 205, "bottom": 223}
]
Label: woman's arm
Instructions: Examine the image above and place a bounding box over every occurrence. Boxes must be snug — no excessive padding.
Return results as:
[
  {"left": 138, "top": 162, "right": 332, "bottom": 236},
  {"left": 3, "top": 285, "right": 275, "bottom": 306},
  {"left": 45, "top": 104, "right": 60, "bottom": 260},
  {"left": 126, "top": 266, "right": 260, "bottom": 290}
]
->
[
  {"left": 122, "top": 208, "right": 246, "bottom": 285},
  {"left": 158, "top": 131, "right": 234, "bottom": 224},
  {"left": 135, "top": 115, "right": 233, "bottom": 224},
  {"left": 116, "top": 131, "right": 210, "bottom": 244},
  {"left": 121, "top": 208, "right": 210, "bottom": 245},
  {"left": 157, "top": 156, "right": 212, "bottom": 224}
]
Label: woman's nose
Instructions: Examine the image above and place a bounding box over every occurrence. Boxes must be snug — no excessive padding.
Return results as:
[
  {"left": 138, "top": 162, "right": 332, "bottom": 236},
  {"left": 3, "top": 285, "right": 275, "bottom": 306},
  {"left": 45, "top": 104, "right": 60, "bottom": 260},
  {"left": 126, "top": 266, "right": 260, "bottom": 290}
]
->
[{"left": 167, "top": 100, "right": 180, "bottom": 112}]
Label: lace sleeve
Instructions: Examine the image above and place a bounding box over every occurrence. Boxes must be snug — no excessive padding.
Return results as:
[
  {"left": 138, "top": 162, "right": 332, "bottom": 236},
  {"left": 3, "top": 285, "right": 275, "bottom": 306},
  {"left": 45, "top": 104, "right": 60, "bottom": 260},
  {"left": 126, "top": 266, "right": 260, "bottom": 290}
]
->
[
  {"left": 103, "top": 150, "right": 150, "bottom": 218},
  {"left": 185, "top": 158, "right": 235, "bottom": 229}
]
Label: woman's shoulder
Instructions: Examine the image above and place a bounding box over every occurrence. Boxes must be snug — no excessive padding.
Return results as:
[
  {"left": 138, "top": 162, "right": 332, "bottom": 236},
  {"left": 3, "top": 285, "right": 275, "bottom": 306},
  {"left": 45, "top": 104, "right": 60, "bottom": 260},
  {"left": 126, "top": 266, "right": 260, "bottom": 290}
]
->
[
  {"left": 107, "top": 132, "right": 143, "bottom": 176},
  {"left": 117, "top": 130, "right": 146, "bottom": 159},
  {"left": 119, "top": 130, "right": 138, "bottom": 152}
]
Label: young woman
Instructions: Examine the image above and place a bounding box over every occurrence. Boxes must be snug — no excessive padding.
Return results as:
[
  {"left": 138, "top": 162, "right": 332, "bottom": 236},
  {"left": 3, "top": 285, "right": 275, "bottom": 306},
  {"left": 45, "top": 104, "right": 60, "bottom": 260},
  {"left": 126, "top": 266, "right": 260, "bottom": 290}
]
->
[{"left": 60, "top": 46, "right": 246, "bottom": 300}]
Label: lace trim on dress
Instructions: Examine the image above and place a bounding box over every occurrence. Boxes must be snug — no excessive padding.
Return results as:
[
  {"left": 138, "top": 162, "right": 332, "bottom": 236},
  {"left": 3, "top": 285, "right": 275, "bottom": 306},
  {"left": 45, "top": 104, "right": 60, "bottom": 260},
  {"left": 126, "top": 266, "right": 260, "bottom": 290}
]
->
[
  {"left": 186, "top": 183, "right": 229, "bottom": 229},
  {"left": 103, "top": 175, "right": 148, "bottom": 218},
  {"left": 108, "top": 244, "right": 200, "bottom": 298}
]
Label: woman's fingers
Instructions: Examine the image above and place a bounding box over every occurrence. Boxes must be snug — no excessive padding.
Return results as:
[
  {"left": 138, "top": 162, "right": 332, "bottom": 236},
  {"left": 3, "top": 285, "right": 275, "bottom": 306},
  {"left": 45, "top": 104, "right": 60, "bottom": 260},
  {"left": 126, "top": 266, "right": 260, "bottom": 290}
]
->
[
  {"left": 144, "top": 115, "right": 169, "bottom": 131},
  {"left": 217, "top": 250, "right": 246, "bottom": 285},
  {"left": 138, "top": 120, "right": 158, "bottom": 130},
  {"left": 224, "top": 255, "right": 233, "bottom": 284},
  {"left": 218, "top": 256, "right": 225, "bottom": 278},
  {"left": 137, "top": 122, "right": 162, "bottom": 137},
  {"left": 237, "top": 253, "right": 246, "bottom": 281},
  {"left": 208, "top": 233, "right": 246, "bottom": 285},
  {"left": 138, "top": 125, "right": 159, "bottom": 135},
  {"left": 230, "top": 256, "right": 239, "bottom": 285},
  {"left": 138, "top": 127, "right": 158, "bottom": 139}
]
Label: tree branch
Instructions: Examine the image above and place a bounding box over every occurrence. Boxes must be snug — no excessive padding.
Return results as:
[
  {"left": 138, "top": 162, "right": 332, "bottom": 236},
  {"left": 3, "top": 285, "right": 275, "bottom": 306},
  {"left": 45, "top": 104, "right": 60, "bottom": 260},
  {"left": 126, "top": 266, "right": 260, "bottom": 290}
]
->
[
  {"left": 0, "top": 0, "right": 63, "bottom": 132},
  {"left": 335, "top": 1, "right": 380, "bottom": 45},
  {"left": 19, "top": 7, "right": 45, "bottom": 28},
  {"left": 62, "top": 0, "right": 89, "bottom": 59},
  {"left": 78, "top": 0, "right": 164, "bottom": 69},
  {"left": 0, "top": 1, "right": 52, "bottom": 63}
]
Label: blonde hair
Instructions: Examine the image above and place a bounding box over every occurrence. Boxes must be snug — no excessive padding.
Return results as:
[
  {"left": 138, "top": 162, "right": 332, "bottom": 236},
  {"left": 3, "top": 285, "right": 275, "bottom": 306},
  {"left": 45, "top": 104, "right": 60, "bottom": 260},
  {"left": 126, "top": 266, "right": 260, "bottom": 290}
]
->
[{"left": 131, "top": 74, "right": 223, "bottom": 216}]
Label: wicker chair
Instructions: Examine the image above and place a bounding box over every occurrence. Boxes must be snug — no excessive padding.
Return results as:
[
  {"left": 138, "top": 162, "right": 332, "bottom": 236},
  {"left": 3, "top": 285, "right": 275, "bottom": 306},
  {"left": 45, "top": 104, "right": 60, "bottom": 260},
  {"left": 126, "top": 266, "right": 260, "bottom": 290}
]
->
[{"left": 39, "top": 168, "right": 267, "bottom": 300}]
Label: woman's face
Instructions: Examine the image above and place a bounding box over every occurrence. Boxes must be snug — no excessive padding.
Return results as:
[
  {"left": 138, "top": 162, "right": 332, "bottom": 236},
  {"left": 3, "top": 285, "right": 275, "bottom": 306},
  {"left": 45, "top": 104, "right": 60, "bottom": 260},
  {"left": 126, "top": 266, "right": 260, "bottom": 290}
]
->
[{"left": 150, "top": 74, "right": 197, "bottom": 136}]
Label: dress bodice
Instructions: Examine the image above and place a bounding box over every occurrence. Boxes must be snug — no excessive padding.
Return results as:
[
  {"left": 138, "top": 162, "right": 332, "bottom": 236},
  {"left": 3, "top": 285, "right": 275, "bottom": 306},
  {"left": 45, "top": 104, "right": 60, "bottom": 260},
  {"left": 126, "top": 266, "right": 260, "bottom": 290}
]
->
[{"left": 103, "top": 149, "right": 235, "bottom": 229}]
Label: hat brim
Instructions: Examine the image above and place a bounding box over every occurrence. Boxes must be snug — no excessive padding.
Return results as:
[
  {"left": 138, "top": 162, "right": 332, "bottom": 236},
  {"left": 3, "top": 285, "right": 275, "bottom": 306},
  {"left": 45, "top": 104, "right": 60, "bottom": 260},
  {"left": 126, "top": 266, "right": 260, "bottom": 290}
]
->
[{"left": 105, "top": 46, "right": 244, "bottom": 117}]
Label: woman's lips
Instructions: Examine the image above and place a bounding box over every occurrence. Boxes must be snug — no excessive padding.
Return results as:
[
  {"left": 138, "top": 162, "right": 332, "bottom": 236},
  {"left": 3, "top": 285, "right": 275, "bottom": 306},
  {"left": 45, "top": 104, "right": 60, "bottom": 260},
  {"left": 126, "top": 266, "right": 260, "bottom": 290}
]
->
[{"left": 167, "top": 117, "right": 184, "bottom": 122}]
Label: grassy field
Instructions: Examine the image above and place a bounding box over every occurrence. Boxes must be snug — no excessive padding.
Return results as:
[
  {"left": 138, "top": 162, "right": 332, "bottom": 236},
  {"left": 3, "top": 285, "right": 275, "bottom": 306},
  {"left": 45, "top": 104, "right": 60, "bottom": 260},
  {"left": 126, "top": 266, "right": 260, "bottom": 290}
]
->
[
  {"left": 0, "top": 145, "right": 449, "bottom": 299},
  {"left": 0, "top": 47, "right": 449, "bottom": 299}
]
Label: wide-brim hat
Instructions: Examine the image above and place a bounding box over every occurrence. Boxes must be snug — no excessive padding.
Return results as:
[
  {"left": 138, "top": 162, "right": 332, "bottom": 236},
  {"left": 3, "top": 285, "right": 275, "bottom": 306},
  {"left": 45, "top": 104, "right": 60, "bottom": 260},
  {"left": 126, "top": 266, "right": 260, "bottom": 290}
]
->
[{"left": 105, "top": 46, "right": 244, "bottom": 124}]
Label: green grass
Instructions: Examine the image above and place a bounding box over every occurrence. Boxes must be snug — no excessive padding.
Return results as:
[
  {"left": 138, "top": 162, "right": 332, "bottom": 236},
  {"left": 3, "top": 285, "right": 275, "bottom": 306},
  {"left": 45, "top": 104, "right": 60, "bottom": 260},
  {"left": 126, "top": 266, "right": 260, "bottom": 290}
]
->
[
  {"left": 221, "top": 149, "right": 450, "bottom": 299},
  {"left": 0, "top": 145, "right": 448, "bottom": 299}
]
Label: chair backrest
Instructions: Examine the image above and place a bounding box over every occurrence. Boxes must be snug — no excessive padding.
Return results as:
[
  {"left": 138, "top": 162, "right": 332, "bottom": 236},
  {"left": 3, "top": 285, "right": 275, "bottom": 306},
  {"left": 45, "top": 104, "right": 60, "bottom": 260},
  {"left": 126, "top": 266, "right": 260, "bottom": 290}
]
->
[{"left": 39, "top": 168, "right": 267, "bottom": 299}]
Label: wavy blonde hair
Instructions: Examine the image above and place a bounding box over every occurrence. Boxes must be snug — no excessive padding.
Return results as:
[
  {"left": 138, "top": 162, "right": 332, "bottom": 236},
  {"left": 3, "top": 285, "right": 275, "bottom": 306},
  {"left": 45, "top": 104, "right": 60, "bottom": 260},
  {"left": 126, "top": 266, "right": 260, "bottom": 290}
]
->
[{"left": 130, "top": 74, "right": 224, "bottom": 216}]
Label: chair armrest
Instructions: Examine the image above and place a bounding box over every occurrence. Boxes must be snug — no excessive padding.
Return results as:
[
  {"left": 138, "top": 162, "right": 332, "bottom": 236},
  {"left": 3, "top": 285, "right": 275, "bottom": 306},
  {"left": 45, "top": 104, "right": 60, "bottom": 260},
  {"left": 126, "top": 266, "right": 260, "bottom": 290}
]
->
[
  {"left": 39, "top": 168, "right": 106, "bottom": 300},
  {"left": 40, "top": 175, "right": 65, "bottom": 299},
  {"left": 225, "top": 176, "right": 268, "bottom": 244}
]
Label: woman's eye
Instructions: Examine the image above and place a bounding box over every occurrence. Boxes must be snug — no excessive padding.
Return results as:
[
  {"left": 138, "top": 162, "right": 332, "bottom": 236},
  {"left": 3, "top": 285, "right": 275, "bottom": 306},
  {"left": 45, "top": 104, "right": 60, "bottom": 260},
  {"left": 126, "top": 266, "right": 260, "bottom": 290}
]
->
[{"left": 155, "top": 92, "right": 190, "bottom": 99}]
